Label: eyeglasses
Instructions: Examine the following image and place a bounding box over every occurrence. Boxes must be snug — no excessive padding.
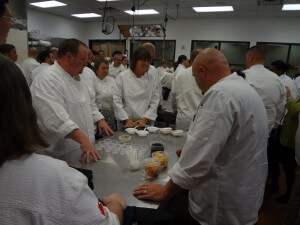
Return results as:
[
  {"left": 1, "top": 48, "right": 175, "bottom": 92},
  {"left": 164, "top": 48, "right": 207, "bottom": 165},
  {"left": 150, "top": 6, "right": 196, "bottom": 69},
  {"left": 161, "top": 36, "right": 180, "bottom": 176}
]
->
[{"left": 0, "top": 15, "right": 17, "bottom": 24}]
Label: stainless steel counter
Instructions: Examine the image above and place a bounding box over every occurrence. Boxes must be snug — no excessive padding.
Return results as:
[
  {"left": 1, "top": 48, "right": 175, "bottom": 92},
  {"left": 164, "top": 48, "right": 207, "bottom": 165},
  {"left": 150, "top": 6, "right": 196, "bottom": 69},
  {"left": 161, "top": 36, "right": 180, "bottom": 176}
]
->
[{"left": 60, "top": 131, "right": 186, "bottom": 208}]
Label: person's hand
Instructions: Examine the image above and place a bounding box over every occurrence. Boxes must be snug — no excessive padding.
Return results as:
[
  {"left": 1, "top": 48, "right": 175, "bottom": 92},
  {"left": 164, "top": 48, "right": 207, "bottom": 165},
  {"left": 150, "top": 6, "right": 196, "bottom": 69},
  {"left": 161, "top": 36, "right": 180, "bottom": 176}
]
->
[
  {"left": 98, "top": 119, "right": 114, "bottom": 136},
  {"left": 176, "top": 148, "right": 182, "bottom": 157},
  {"left": 125, "top": 119, "right": 137, "bottom": 128},
  {"left": 133, "top": 183, "right": 167, "bottom": 202},
  {"left": 136, "top": 117, "right": 148, "bottom": 128},
  {"left": 102, "top": 193, "right": 127, "bottom": 210},
  {"left": 79, "top": 136, "right": 101, "bottom": 163}
]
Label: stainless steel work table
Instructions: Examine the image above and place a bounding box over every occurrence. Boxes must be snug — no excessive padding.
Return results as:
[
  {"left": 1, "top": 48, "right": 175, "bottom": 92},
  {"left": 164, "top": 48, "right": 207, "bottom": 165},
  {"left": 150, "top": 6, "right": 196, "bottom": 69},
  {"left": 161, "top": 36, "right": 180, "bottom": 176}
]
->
[{"left": 60, "top": 131, "right": 187, "bottom": 208}]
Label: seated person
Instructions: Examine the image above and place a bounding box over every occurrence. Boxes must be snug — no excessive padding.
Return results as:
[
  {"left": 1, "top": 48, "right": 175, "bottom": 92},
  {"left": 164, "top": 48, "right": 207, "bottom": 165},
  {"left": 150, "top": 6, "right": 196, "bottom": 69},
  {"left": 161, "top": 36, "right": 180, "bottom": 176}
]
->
[
  {"left": 113, "top": 47, "right": 160, "bottom": 129},
  {"left": 0, "top": 54, "right": 125, "bottom": 225}
]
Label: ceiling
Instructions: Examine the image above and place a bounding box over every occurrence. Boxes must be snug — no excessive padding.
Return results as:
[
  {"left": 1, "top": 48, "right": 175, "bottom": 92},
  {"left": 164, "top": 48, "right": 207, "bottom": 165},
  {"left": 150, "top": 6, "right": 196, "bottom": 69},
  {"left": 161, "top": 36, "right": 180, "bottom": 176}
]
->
[{"left": 27, "top": 0, "right": 300, "bottom": 22}]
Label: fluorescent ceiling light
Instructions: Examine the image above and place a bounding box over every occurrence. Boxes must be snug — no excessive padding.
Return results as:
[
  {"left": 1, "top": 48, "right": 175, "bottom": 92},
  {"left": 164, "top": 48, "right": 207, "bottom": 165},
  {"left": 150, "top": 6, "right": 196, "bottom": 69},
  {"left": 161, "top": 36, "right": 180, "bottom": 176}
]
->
[
  {"left": 193, "top": 6, "right": 234, "bottom": 12},
  {"left": 97, "top": 0, "right": 120, "bottom": 1},
  {"left": 282, "top": 4, "right": 300, "bottom": 11},
  {"left": 30, "top": 1, "right": 66, "bottom": 8},
  {"left": 124, "top": 9, "right": 159, "bottom": 15},
  {"left": 72, "top": 13, "right": 101, "bottom": 18}
]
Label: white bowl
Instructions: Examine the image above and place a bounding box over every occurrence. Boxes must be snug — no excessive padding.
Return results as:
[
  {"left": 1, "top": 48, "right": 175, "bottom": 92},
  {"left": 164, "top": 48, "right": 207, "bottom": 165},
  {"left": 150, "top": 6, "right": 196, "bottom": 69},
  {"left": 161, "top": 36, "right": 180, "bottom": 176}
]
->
[
  {"left": 160, "top": 127, "right": 172, "bottom": 135},
  {"left": 171, "top": 130, "right": 184, "bottom": 137},
  {"left": 147, "top": 126, "right": 159, "bottom": 133},
  {"left": 136, "top": 130, "right": 149, "bottom": 137},
  {"left": 125, "top": 128, "right": 137, "bottom": 135}
]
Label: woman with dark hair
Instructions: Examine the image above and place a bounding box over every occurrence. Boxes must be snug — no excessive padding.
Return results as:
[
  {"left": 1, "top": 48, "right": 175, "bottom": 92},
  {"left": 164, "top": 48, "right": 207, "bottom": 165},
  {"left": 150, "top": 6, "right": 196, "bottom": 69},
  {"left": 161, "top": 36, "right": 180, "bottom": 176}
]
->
[
  {"left": 174, "top": 54, "right": 189, "bottom": 77},
  {"left": 113, "top": 47, "right": 160, "bottom": 129},
  {"left": 94, "top": 58, "right": 117, "bottom": 130},
  {"left": 0, "top": 54, "right": 124, "bottom": 224},
  {"left": 270, "top": 60, "right": 299, "bottom": 99}
]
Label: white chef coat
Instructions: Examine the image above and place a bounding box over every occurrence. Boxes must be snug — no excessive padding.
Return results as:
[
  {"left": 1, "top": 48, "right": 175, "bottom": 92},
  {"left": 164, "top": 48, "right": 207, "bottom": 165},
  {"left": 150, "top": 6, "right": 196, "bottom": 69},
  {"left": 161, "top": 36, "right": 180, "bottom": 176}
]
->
[
  {"left": 113, "top": 69, "right": 160, "bottom": 122},
  {"left": 157, "top": 66, "right": 170, "bottom": 78},
  {"left": 160, "top": 70, "right": 174, "bottom": 89},
  {"left": 30, "top": 62, "right": 102, "bottom": 158},
  {"left": 95, "top": 75, "right": 116, "bottom": 113},
  {"left": 295, "top": 76, "right": 300, "bottom": 91},
  {"left": 108, "top": 63, "right": 126, "bottom": 79},
  {"left": 244, "top": 64, "right": 286, "bottom": 133},
  {"left": 22, "top": 57, "right": 40, "bottom": 85},
  {"left": 170, "top": 67, "right": 203, "bottom": 131},
  {"left": 149, "top": 65, "right": 163, "bottom": 103},
  {"left": 94, "top": 75, "right": 116, "bottom": 129},
  {"left": 0, "top": 153, "right": 119, "bottom": 225},
  {"left": 174, "top": 63, "right": 186, "bottom": 78},
  {"left": 279, "top": 74, "right": 300, "bottom": 99},
  {"left": 31, "top": 63, "right": 50, "bottom": 82},
  {"left": 169, "top": 73, "right": 268, "bottom": 225},
  {"left": 295, "top": 114, "right": 300, "bottom": 165}
]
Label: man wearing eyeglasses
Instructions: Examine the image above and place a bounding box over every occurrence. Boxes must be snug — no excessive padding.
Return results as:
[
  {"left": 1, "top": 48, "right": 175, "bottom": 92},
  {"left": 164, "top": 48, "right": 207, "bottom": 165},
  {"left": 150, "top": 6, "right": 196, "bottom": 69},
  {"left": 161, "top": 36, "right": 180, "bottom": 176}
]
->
[{"left": 0, "top": 0, "right": 11, "bottom": 45}]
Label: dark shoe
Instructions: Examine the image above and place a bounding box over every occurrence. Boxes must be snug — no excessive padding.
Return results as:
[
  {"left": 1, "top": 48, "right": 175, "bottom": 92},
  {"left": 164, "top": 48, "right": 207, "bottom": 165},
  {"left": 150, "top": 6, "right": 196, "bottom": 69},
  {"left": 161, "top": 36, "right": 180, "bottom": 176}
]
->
[
  {"left": 265, "top": 183, "right": 280, "bottom": 193},
  {"left": 274, "top": 194, "right": 289, "bottom": 204}
]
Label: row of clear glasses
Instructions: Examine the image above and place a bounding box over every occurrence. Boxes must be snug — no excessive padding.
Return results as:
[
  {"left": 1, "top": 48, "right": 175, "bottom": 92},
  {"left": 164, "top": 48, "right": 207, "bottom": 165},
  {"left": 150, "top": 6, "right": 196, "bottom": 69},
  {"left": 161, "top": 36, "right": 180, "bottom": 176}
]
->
[
  {"left": 95, "top": 140, "right": 151, "bottom": 171},
  {"left": 95, "top": 139, "right": 150, "bottom": 158}
]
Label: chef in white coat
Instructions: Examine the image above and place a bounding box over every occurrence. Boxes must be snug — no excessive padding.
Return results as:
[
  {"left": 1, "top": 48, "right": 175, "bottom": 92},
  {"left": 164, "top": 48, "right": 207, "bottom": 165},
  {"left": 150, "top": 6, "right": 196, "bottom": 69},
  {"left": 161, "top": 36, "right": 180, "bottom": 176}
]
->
[
  {"left": 0, "top": 54, "right": 125, "bottom": 225},
  {"left": 171, "top": 48, "right": 203, "bottom": 131},
  {"left": 174, "top": 54, "right": 189, "bottom": 78},
  {"left": 80, "top": 65, "right": 114, "bottom": 136},
  {"left": 94, "top": 58, "right": 117, "bottom": 131},
  {"left": 22, "top": 47, "right": 40, "bottom": 85},
  {"left": 113, "top": 46, "right": 160, "bottom": 129},
  {"left": 269, "top": 60, "right": 299, "bottom": 99},
  {"left": 31, "top": 49, "right": 55, "bottom": 82},
  {"left": 133, "top": 48, "right": 268, "bottom": 225},
  {"left": 31, "top": 39, "right": 107, "bottom": 163},
  {"left": 243, "top": 46, "right": 286, "bottom": 134},
  {"left": 108, "top": 52, "right": 125, "bottom": 79}
]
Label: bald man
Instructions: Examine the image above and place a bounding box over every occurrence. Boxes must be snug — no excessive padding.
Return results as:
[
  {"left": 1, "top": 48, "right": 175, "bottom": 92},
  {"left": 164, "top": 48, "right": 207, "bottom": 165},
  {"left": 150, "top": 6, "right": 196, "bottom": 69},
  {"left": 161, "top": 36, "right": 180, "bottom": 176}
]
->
[
  {"left": 22, "top": 47, "right": 40, "bottom": 85},
  {"left": 133, "top": 49, "right": 268, "bottom": 225},
  {"left": 50, "top": 47, "right": 59, "bottom": 60},
  {"left": 243, "top": 46, "right": 286, "bottom": 134}
]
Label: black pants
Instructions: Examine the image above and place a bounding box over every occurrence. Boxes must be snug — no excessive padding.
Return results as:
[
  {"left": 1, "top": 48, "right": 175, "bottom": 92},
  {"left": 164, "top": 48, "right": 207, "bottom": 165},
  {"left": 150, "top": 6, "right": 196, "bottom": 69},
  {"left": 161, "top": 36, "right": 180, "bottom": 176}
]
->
[
  {"left": 131, "top": 191, "right": 200, "bottom": 225},
  {"left": 267, "top": 127, "right": 281, "bottom": 186},
  {"left": 280, "top": 146, "right": 297, "bottom": 196},
  {"left": 162, "top": 87, "right": 171, "bottom": 101}
]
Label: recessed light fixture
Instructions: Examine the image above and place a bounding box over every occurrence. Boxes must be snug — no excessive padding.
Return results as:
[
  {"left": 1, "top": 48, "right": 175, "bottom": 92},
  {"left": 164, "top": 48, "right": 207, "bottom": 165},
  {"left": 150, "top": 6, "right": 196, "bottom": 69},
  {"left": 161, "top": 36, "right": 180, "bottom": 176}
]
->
[
  {"left": 282, "top": 4, "right": 300, "bottom": 11},
  {"left": 72, "top": 13, "right": 101, "bottom": 18},
  {"left": 29, "top": 1, "right": 67, "bottom": 8},
  {"left": 124, "top": 9, "right": 159, "bottom": 15},
  {"left": 193, "top": 6, "right": 234, "bottom": 12}
]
